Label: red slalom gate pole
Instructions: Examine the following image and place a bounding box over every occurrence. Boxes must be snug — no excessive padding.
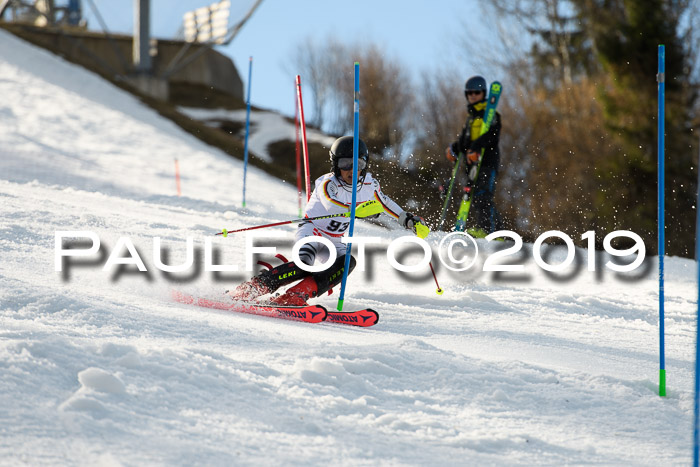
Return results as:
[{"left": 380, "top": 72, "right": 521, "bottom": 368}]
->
[
  {"left": 295, "top": 86, "right": 303, "bottom": 217},
  {"left": 174, "top": 158, "right": 181, "bottom": 196},
  {"left": 296, "top": 75, "right": 311, "bottom": 201}
]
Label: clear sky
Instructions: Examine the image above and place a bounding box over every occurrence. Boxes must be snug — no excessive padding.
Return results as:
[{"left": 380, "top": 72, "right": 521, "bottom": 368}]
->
[{"left": 83, "top": 0, "right": 497, "bottom": 119}]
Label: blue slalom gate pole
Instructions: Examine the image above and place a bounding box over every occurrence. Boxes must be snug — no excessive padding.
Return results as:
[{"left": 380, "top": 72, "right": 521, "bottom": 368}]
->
[
  {"left": 657, "top": 45, "right": 666, "bottom": 398},
  {"left": 337, "top": 62, "right": 360, "bottom": 311},
  {"left": 242, "top": 56, "right": 253, "bottom": 208}
]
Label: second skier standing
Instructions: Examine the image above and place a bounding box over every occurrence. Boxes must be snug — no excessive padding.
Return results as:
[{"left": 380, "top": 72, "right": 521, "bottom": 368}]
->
[{"left": 445, "top": 75, "right": 504, "bottom": 236}]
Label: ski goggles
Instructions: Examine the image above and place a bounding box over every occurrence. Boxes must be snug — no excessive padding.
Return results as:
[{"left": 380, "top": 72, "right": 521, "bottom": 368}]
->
[{"left": 336, "top": 158, "right": 367, "bottom": 171}]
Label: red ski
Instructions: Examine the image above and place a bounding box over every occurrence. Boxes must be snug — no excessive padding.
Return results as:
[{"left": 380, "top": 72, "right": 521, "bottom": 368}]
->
[
  {"left": 171, "top": 290, "right": 327, "bottom": 324},
  {"left": 171, "top": 291, "right": 379, "bottom": 327},
  {"left": 327, "top": 310, "right": 379, "bottom": 327}
]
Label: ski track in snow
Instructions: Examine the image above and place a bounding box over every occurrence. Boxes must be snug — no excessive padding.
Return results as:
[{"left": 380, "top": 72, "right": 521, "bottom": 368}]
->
[{"left": 0, "top": 29, "right": 696, "bottom": 465}]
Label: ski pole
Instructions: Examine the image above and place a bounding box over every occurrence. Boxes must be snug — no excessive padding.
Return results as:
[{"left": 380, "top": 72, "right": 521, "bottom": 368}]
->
[
  {"left": 429, "top": 261, "right": 443, "bottom": 295},
  {"left": 438, "top": 152, "right": 463, "bottom": 231},
  {"left": 413, "top": 222, "right": 444, "bottom": 295},
  {"left": 217, "top": 199, "right": 384, "bottom": 236}
]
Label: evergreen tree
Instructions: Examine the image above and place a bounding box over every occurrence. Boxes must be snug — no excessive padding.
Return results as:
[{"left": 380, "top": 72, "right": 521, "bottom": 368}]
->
[
  {"left": 486, "top": 0, "right": 697, "bottom": 255},
  {"left": 574, "top": 0, "right": 697, "bottom": 255}
]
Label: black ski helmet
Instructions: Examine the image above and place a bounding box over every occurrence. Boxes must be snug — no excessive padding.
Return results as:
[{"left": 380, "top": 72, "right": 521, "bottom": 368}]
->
[
  {"left": 329, "top": 136, "right": 369, "bottom": 180},
  {"left": 464, "top": 75, "right": 487, "bottom": 99}
]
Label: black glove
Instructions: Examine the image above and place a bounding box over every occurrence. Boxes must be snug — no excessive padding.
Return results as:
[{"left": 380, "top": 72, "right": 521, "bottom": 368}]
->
[
  {"left": 469, "top": 137, "right": 485, "bottom": 155},
  {"left": 399, "top": 211, "right": 425, "bottom": 233}
]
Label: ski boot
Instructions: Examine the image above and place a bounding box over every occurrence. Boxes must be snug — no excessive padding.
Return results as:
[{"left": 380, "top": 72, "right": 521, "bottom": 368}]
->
[
  {"left": 227, "top": 257, "right": 308, "bottom": 302},
  {"left": 226, "top": 277, "right": 271, "bottom": 302},
  {"left": 269, "top": 276, "right": 319, "bottom": 306}
]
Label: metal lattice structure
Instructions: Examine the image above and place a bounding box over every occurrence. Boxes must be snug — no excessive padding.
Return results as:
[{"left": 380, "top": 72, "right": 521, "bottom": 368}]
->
[{"left": 0, "top": 0, "right": 84, "bottom": 27}]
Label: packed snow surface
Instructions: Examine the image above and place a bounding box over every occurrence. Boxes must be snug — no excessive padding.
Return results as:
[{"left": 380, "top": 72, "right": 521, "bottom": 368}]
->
[{"left": 0, "top": 29, "right": 697, "bottom": 465}]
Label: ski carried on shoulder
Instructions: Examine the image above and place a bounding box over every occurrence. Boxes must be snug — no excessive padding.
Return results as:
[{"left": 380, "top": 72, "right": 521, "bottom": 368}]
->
[
  {"left": 455, "top": 80, "right": 502, "bottom": 232},
  {"left": 171, "top": 290, "right": 379, "bottom": 327},
  {"left": 172, "top": 290, "right": 327, "bottom": 323}
]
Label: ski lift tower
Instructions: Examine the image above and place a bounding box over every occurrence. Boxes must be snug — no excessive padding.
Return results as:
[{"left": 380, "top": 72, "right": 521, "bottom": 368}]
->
[
  {"left": 129, "top": 0, "right": 169, "bottom": 98},
  {"left": 133, "top": 0, "right": 150, "bottom": 73},
  {"left": 131, "top": 0, "right": 262, "bottom": 99}
]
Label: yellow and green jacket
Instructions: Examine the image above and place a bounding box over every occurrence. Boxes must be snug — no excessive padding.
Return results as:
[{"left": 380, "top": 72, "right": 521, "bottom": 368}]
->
[{"left": 450, "top": 99, "right": 501, "bottom": 171}]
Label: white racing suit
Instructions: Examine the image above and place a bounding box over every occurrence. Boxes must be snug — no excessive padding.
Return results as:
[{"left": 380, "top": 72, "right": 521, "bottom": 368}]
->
[
  {"left": 296, "top": 172, "right": 404, "bottom": 266},
  {"left": 230, "top": 172, "right": 407, "bottom": 304}
]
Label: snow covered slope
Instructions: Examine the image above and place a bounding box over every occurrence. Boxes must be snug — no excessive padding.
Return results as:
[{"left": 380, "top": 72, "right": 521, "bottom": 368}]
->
[
  {"left": 177, "top": 107, "right": 336, "bottom": 163},
  {"left": 0, "top": 29, "right": 697, "bottom": 465}
]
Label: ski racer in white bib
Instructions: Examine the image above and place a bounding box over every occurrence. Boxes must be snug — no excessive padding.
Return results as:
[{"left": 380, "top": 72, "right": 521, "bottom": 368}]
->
[{"left": 229, "top": 136, "right": 427, "bottom": 306}]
